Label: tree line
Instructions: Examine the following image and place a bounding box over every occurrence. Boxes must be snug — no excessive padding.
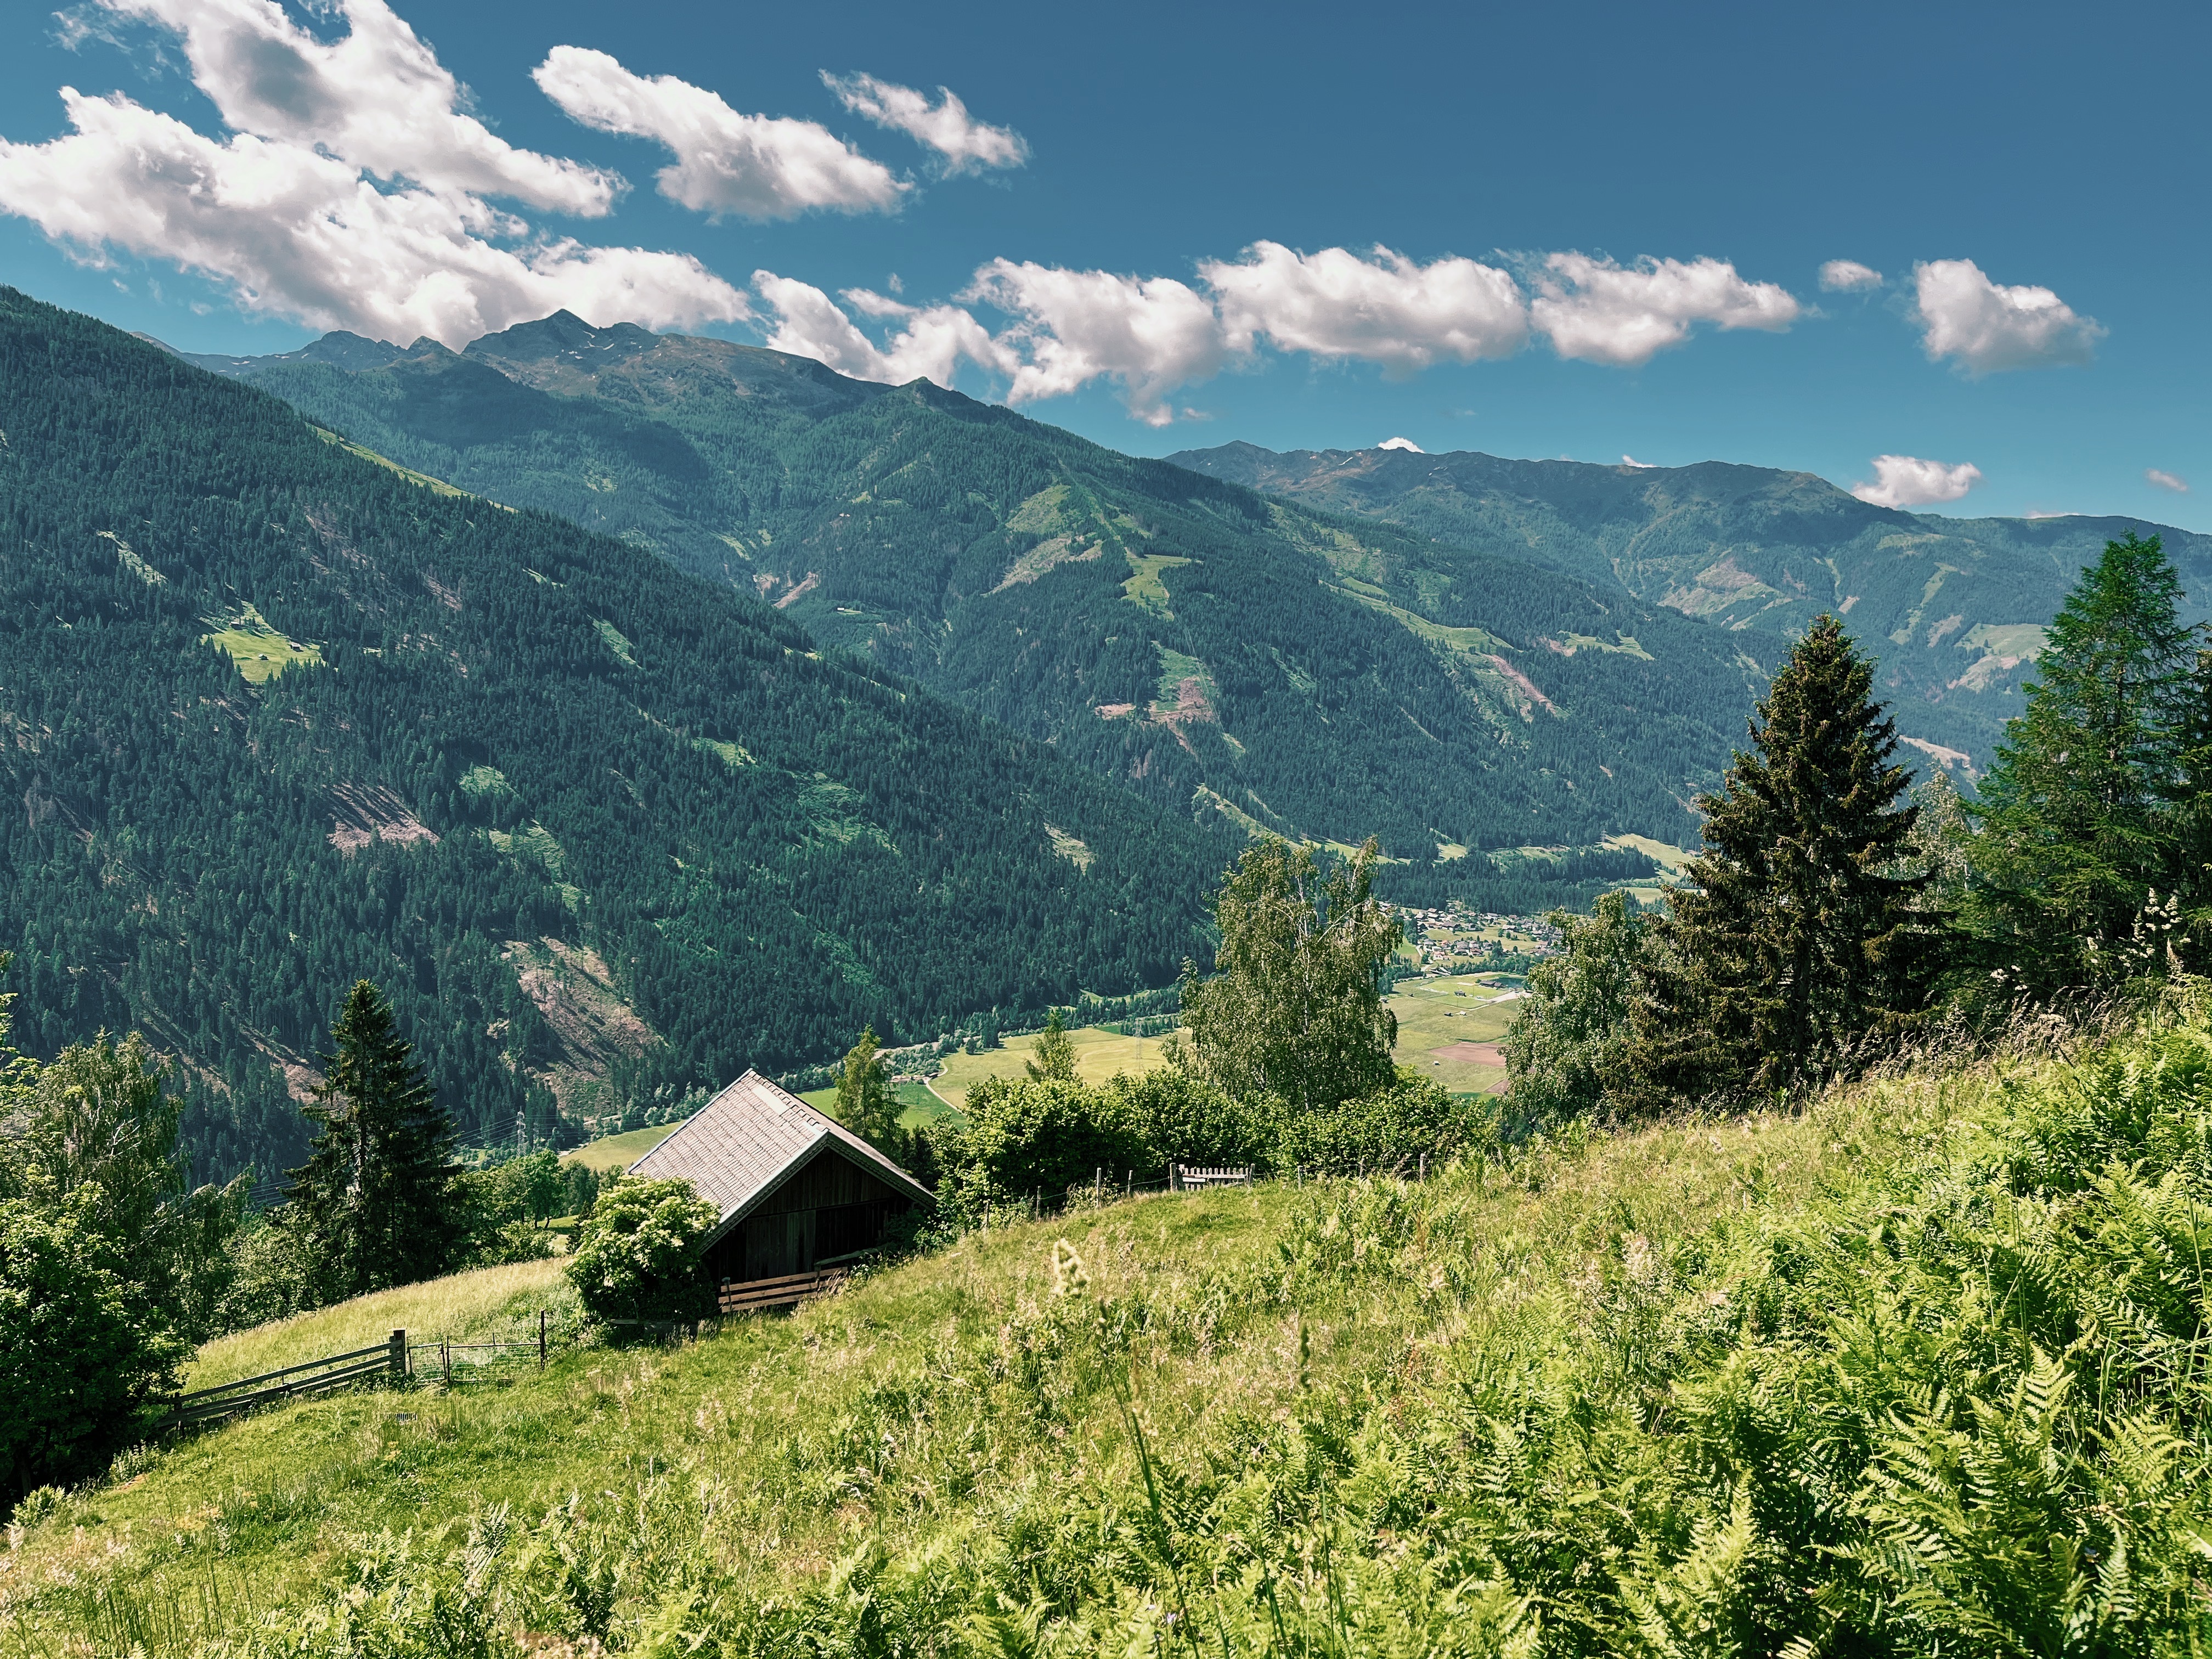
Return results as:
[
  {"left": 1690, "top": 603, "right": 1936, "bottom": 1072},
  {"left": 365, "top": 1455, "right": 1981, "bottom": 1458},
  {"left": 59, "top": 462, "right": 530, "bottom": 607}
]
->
[
  {"left": 0, "top": 973, "right": 593, "bottom": 1513},
  {"left": 1506, "top": 531, "right": 2212, "bottom": 1113}
]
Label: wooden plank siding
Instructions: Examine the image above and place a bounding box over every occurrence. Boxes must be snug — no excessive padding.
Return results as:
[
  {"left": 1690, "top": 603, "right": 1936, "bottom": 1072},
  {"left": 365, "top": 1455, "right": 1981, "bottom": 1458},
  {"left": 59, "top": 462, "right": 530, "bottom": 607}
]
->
[{"left": 699, "top": 1143, "right": 913, "bottom": 1284}]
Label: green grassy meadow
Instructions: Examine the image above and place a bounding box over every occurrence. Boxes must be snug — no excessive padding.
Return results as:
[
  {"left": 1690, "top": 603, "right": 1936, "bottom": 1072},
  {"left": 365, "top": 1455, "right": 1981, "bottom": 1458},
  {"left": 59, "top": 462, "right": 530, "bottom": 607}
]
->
[
  {"left": 1386, "top": 972, "right": 1521, "bottom": 1092},
  {"left": 18, "top": 1001, "right": 2189, "bottom": 1655},
  {"left": 926, "top": 1025, "right": 1177, "bottom": 1109},
  {"left": 199, "top": 605, "right": 325, "bottom": 684},
  {"left": 563, "top": 1124, "right": 679, "bottom": 1174},
  {"left": 184, "top": 1259, "right": 575, "bottom": 1393}
]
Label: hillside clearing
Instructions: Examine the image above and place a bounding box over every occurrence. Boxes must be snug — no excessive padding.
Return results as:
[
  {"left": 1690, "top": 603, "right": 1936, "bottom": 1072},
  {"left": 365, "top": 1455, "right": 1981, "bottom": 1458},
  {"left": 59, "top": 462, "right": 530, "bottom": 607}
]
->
[
  {"left": 8, "top": 1005, "right": 2123, "bottom": 1655},
  {"left": 183, "top": 1257, "right": 574, "bottom": 1394}
]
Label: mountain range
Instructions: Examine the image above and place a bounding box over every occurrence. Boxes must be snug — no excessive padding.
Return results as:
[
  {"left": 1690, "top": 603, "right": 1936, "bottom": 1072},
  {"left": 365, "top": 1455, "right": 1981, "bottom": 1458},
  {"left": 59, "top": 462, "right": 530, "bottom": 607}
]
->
[
  {"left": 167, "top": 313, "right": 1796, "bottom": 862},
  {"left": 20, "top": 284, "right": 2204, "bottom": 1183},
  {"left": 1166, "top": 442, "right": 2212, "bottom": 774},
  {"left": 0, "top": 289, "right": 1226, "bottom": 1181}
]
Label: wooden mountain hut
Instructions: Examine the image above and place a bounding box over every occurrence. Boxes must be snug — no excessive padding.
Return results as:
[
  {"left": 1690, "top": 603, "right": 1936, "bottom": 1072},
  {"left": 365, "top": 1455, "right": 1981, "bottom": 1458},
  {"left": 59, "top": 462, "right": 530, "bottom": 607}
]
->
[{"left": 627, "top": 1070, "right": 934, "bottom": 1310}]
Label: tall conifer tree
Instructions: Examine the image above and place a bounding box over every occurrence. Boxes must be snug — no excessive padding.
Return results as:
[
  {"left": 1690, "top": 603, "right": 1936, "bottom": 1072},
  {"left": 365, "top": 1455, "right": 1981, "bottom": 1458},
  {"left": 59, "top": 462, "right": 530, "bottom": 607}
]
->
[
  {"left": 1622, "top": 616, "right": 1932, "bottom": 1103},
  {"left": 1967, "top": 532, "right": 2199, "bottom": 989},
  {"left": 287, "top": 980, "right": 461, "bottom": 1301}
]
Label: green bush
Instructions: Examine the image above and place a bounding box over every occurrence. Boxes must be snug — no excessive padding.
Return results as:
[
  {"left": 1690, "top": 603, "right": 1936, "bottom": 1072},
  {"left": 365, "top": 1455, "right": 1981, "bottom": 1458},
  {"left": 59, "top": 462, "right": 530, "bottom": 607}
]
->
[
  {"left": 1277, "top": 1072, "right": 1497, "bottom": 1176},
  {"left": 930, "top": 1077, "right": 1149, "bottom": 1219},
  {"left": 0, "top": 1180, "right": 183, "bottom": 1511},
  {"left": 1107, "top": 1068, "right": 1271, "bottom": 1171},
  {"left": 563, "top": 1176, "right": 718, "bottom": 1326},
  {"left": 456, "top": 1150, "right": 567, "bottom": 1266}
]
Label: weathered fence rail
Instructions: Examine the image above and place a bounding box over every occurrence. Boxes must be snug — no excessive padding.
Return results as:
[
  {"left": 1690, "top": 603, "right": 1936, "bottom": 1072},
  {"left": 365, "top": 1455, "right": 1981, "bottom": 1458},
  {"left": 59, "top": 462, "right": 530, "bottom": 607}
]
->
[
  {"left": 162, "top": 1330, "right": 408, "bottom": 1431},
  {"left": 717, "top": 1265, "right": 849, "bottom": 1317}
]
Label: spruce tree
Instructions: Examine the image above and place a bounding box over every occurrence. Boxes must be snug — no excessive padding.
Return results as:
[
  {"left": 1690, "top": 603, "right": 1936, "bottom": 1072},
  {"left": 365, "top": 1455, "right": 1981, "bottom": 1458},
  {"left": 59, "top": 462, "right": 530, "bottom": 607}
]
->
[
  {"left": 1622, "top": 616, "right": 1933, "bottom": 1103},
  {"left": 1179, "top": 838, "right": 1401, "bottom": 1111},
  {"left": 1967, "top": 532, "right": 2199, "bottom": 989},
  {"left": 286, "top": 980, "right": 461, "bottom": 1301}
]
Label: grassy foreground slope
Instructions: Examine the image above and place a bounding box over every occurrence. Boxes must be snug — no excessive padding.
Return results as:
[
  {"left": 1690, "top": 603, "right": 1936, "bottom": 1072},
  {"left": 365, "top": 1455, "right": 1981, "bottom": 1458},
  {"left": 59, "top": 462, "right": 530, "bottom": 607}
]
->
[{"left": 10, "top": 1003, "right": 2212, "bottom": 1654}]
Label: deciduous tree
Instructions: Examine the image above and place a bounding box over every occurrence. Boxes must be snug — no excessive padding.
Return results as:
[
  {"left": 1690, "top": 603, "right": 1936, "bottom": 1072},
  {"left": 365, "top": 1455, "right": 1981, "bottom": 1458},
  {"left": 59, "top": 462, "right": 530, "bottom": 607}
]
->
[
  {"left": 1179, "top": 839, "right": 1402, "bottom": 1112},
  {"left": 1025, "top": 1008, "right": 1077, "bottom": 1083},
  {"left": 1502, "top": 891, "right": 1655, "bottom": 1120}
]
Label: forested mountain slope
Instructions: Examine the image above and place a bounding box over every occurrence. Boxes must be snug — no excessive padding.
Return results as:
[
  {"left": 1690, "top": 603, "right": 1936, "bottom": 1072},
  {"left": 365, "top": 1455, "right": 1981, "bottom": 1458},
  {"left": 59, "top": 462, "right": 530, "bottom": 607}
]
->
[
  {"left": 1167, "top": 441, "right": 2212, "bottom": 772},
  {"left": 184, "top": 314, "right": 1787, "bottom": 856},
  {"left": 1, "top": 290, "right": 1226, "bottom": 1181}
]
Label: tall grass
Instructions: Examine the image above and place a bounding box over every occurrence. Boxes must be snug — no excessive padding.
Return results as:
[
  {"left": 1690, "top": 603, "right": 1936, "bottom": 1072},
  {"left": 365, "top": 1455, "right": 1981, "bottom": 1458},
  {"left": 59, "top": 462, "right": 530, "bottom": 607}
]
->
[
  {"left": 9, "top": 997, "right": 2212, "bottom": 1654},
  {"left": 183, "top": 1257, "right": 576, "bottom": 1392}
]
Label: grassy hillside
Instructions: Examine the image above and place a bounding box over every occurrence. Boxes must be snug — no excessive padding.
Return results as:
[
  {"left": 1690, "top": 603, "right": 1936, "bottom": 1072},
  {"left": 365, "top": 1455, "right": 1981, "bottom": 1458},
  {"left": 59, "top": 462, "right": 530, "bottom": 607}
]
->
[
  {"left": 12, "top": 997, "right": 2207, "bottom": 1655},
  {"left": 198, "top": 314, "right": 1787, "bottom": 864},
  {"left": 1170, "top": 441, "right": 2212, "bottom": 776},
  {"left": 184, "top": 1258, "right": 573, "bottom": 1393},
  {"left": 0, "top": 287, "right": 1228, "bottom": 1182}
]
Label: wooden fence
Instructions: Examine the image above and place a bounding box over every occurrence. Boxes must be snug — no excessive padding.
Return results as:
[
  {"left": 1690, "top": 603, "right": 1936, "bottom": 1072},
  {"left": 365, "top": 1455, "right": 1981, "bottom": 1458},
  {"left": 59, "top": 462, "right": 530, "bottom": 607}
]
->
[
  {"left": 161, "top": 1330, "right": 408, "bottom": 1432},
  {"left": 716, "top": 1265, "right": 849, "bottom": 1317},
  {"left": 163, "top": 1314, "right": 569, "bottom": 1432}
]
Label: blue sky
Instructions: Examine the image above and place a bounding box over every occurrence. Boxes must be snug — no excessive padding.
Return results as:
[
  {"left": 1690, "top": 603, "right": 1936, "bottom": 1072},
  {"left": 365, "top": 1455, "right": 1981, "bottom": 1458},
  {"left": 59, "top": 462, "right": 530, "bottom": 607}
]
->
[{"left": 1, "top": 0, "right": 2204, "bottom": 527}]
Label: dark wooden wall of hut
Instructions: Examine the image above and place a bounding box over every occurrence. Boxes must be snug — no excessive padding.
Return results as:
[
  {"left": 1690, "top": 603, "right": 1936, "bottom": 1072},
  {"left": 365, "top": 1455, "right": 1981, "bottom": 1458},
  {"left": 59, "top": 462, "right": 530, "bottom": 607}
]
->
[{"left": 699, "top": 1147, "right": 914, "bottom": 1284}]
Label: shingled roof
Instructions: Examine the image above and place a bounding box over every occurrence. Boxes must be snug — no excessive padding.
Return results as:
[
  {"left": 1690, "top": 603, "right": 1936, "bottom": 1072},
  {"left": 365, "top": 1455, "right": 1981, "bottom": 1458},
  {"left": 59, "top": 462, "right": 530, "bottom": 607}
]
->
[{"left": 627, "top": 1070, "right": 934, "bottom": 1249}]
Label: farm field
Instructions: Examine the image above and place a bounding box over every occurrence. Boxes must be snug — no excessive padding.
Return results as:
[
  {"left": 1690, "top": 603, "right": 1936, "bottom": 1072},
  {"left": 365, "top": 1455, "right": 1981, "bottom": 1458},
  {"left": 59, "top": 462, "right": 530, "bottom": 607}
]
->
[
  {"left": 798, "top": 1080, "right": 946, "bottom": 1125},
  {"left": 1389, "top": 972, "right": 1522, "bottom": 1092},
  {"left": 562, "top": 1122, "right": 679, "bottom": 1173},
  {"left": 927, "top": 1024, "right": 1176, "bottom": 1108}
]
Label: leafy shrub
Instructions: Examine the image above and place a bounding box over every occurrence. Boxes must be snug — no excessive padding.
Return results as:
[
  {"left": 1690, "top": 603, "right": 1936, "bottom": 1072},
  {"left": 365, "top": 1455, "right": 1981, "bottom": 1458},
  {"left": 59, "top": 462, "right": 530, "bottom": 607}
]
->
[
  {"left": 210, "top": 1212, "right": 316, "bottom": 1333},
  {"left": 930, "top": 1077, "right": 1148, "bottom": 1218},
  {"left": 1107, "top": 1068, "right": 1271, "bottom": 1171},
  {"left": 1277, "top": 1073, "right": 1497, "bottom": 1176},
  {"left": 456, "top": 1150, "right": 567, "bottom": 1266},
  {"left": 1501, "top": 890, "right": 1653, "bottom": 1121},
  {"left": 564, "top": 1176, "right": 718, "bottom": 1325},
  {"left": 0, "top": 1181, "right": 183, "bottom": 1511}
]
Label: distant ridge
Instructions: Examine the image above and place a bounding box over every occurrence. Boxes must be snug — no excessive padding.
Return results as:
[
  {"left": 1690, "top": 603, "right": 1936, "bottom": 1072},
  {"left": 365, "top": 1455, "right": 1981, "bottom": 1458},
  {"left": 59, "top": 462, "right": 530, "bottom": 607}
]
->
[
  {"left": 171, "top": 315, "right": 1798, "bottom": 862},
  {"left": 1167, "top": 440, "right": 2212, "bottom": 772}
]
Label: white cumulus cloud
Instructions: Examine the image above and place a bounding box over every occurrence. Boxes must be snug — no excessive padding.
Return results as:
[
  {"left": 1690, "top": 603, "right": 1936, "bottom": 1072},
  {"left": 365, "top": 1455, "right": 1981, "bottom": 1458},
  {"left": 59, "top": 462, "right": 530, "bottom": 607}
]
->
[
  {"left": 1911, "top": 259, "right": 2104, "bottom": 375},
  {"left": 1530, "top": 253, "right": 1801, "bottom": 367},
  {"left": 1201, "top": 242, "right": 1527, "bottom": 374},
  {"left": 1850, "top": 454, "right": 1982, "bottom": 510},
  {"left": 820, "top": 71, "right": 1026, "bottom": 173},
  {"left": 534, "top": 47, "right": 904, "bottom": 219},
  {"left": 100, "top": 0, "right": 618, "bottom": 215},
  {"left": 753, "top": 270, "right": 1011, "bottom": 388},
  {"left": 1378, "top": 437, "right": 1423, "bottom": 452},
  {"left": 2147, "top": 468, "right": 2189, "bottom": 493},
  {"left": 966, "top": 260, "right": 1228, "bottom": 426},
  {"left": 0, "top": 86, "right": 748, "bottom": 346},
  {"left": 1819, "top": 259, "right": 1883, "bottom": 292}
]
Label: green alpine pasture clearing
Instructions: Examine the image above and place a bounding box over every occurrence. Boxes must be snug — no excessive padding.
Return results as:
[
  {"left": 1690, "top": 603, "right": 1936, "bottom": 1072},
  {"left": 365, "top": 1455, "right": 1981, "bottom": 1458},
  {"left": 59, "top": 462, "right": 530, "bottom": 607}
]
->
[
  {"left": 17, "top": 1003, "right": 2196, "bottom": 1655},
  {"left": 200, "top": 605, "right": 324, "bottom": 684},
  {"left": 1121, "top": 550, "right": 1191, "bottom": 616},
  {"left": 562, "top": 1123, "right": 680, "bottom": 1174}
]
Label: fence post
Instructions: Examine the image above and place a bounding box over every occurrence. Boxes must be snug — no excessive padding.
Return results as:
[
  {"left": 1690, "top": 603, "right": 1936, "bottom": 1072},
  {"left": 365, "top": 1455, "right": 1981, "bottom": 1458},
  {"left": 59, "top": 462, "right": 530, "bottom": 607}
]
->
[
  {"left": 1419, "top": 1153, "right": 1427, "bottom": 1184},
  {"left": 539, "top": 1310, "right": 548, "bottom": 1373},
  {"left": 441, "top": 1340, "right": 450, "bottom": 1388},
  {"left": 388, "top": 1328, "right": 408, "bottom": 1380}
]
